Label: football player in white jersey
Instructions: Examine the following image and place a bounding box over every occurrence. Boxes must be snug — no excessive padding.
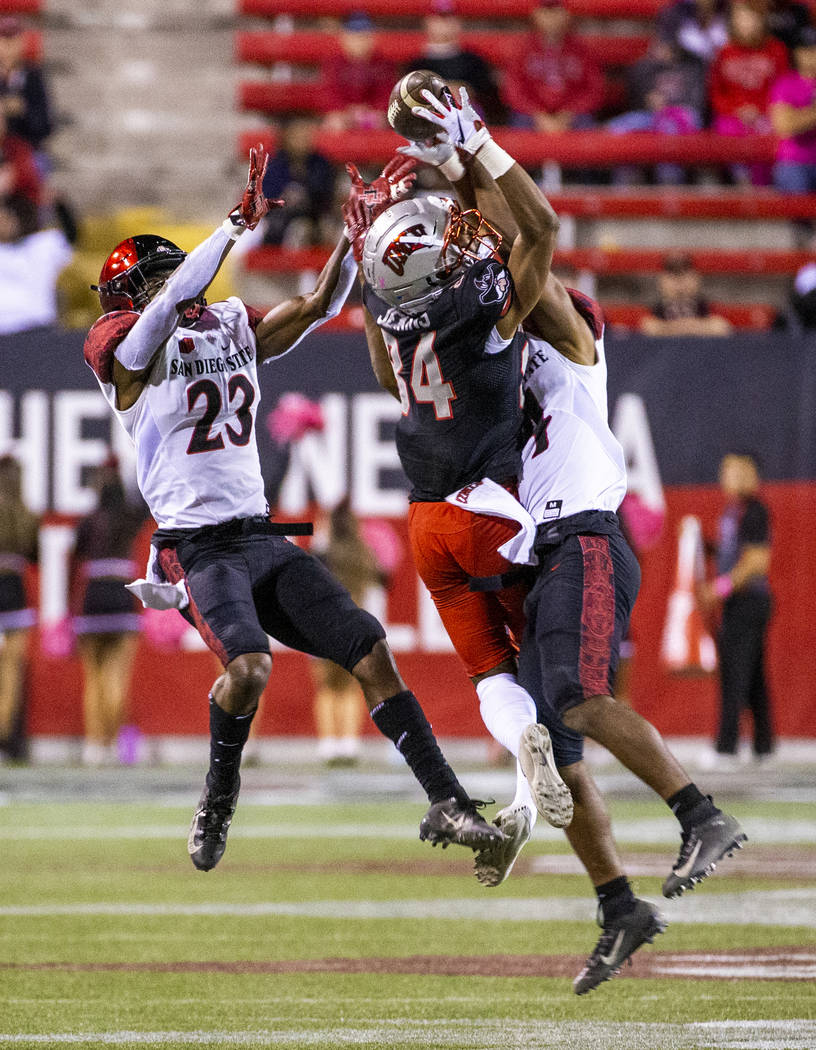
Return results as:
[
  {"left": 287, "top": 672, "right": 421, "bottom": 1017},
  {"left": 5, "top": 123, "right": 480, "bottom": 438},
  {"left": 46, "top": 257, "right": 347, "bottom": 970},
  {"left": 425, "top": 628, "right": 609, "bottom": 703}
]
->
[
  {"left": 400, "top": 104, "right": 747, "bottom": 994},
  {"left": 84, "top": 148, "right": 504, "bottom": 872}
]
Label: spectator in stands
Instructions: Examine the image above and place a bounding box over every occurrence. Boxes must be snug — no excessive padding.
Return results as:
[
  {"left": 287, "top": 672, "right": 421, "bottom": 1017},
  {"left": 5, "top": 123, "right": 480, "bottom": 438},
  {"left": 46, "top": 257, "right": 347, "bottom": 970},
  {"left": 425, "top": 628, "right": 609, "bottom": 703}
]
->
[
  {"left": 709, "top": 0, "right": 789, "bottom": 186},
  {"left": 769, "top": 25, "right": 816, "bottom": 193},
  {"left": 0, "top": 16, "right": 52, "bottom": 165},
  {"left": 639, "top": 252, "right": 732, "bottom": 336},
  {"left": 0, "top": 193, "right": 72, "bottom": 335},
  {"left": 607, "top": 37, "right": 705, "bottom": 184},
  {"left": 321, "top": 12, "right": 397, "bottom": 132},
  {"left": 406, "top": 0, "right": 504, "bottom": 125},
  {"left": 0, "top": 106, "right": 41, "bottom": 206},
  {"left": 260, "top": 118, "right": 337, "bottom": 247},
  {"left": 767, "top": 0, "right": 814, "bottom": 55},
  {"left": 657, "top": 0, "right": 728, "bottom": 67},
  {"left": 500, "top": 0, "right": 606, "bottom": 132}
]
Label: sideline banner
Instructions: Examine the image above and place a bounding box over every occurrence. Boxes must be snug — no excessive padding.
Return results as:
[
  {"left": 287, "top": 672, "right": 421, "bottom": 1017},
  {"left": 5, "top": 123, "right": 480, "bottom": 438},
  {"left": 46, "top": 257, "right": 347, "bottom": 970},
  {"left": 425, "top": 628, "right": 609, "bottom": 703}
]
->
[{"left": 2, "top": 326, "right": 815, "bottom": 738}]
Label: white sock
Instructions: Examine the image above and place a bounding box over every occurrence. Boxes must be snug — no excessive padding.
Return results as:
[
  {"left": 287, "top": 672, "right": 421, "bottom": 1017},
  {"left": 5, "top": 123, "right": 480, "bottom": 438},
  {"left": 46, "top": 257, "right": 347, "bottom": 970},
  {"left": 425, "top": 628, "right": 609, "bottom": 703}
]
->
[{"left": 476, "top": 673, "right": 538, "bottom": 822}]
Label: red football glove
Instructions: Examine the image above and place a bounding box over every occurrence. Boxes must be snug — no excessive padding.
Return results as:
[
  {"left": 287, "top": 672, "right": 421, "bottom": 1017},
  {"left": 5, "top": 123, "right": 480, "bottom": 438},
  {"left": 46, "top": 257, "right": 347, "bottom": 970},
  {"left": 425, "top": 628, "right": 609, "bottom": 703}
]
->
[
  {"left": 343, "top": 154, "right": 417, "bottom": 261},
  {"left": 342, "top": 196, "right": 369, "bottom": 263},
  {"left": 345, "top": 154, "right": 417, "bottom": 218},
  {"left": 230, "top": 145, "right": 284, "bottom": 230}
]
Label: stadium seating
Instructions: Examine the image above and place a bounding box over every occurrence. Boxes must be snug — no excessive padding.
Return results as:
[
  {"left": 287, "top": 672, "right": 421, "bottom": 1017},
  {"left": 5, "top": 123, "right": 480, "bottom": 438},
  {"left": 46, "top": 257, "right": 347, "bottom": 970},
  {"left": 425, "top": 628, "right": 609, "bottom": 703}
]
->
[
  {"left": 236, "top": 30, "right": 650, "bottom": 71},
  {"left": 234, "top": 1, "right": 814, "bottom": 326},
  {"left": 239, "top": 0, "right": 664, "bottom": 20},
  {"left": 0, "top": 0, "right": 41, "bottom": 13},
  {"left": 236, "top": 125, "right": 780, "bottom": 168},
  {"left": 243, "top": 245, "right": 812, "bottom": 278}
]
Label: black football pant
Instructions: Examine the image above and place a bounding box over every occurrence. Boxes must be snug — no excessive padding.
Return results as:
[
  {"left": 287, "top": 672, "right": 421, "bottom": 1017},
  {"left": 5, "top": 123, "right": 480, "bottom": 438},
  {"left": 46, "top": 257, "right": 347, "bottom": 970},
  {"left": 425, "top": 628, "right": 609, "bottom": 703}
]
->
[{"left": 716, "top": 592, "right": 774, "bottom": 756}]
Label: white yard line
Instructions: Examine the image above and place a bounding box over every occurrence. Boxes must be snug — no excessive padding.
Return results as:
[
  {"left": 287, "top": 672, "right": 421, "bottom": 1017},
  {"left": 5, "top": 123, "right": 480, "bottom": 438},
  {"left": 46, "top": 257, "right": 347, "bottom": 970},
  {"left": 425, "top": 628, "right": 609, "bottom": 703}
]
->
[
  {"left": 2, "top": 889, "right": 816, "bottom": 926},
  {"left": 3, "top": 816, "right": 816, "bottom": 844},
  {"left": 0, "top": 1021, "right": 815, "bottom": 1049}
]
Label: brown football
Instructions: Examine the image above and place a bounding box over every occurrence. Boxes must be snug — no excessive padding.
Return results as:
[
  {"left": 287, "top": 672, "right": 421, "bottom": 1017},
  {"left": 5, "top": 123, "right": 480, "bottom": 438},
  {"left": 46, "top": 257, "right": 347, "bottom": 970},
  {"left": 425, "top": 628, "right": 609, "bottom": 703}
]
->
[{"left": 387, "top": 69, "right": 452, "bottom": 142}]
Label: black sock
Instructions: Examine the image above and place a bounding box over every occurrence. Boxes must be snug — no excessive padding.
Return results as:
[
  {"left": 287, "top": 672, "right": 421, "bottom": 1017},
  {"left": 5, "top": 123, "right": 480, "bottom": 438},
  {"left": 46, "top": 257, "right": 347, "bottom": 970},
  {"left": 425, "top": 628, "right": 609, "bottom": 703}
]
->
[
  {"left": 595, "top": 876, "right": 636, "bottom": 920},
  {"left": 666, "top": 783, "right": 718, "bottom": 833},
  {"left": 207, "top": 694, "right": 255, "bottom": 793},
  {"left": 370, "top": 690, "right": 465, "bottom": 804},
  {"left": 592, "top": 877, "right": 638, "bottom": 919}
]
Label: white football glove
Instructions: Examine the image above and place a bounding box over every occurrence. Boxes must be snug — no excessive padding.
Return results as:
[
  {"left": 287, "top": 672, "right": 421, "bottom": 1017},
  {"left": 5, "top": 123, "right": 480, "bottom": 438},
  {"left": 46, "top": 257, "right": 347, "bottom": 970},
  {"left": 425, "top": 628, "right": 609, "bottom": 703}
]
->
[
  {"left": 397, "top": 135, "right": 457, "bottom": 167},
  {"left": 414, "top": 86, "right": 491, "bottom": 155}
]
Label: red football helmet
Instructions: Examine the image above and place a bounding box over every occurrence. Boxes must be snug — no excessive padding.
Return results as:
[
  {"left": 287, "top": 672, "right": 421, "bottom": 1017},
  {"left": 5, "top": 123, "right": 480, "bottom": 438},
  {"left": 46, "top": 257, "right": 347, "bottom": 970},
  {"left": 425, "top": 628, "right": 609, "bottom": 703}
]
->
[{"left": 91, "top": 234, "right": 187, "bottom": 313}]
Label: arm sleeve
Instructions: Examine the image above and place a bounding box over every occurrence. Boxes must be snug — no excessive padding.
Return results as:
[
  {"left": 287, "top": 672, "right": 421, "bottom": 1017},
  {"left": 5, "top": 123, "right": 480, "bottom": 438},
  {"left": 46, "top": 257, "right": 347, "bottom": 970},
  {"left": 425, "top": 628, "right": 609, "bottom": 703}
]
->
[
  {"left": 266, "top": 246, "right": 357, "bottom": 359},
  {"left": 113, "top": 223, "right": 234, "bottom": 373}
]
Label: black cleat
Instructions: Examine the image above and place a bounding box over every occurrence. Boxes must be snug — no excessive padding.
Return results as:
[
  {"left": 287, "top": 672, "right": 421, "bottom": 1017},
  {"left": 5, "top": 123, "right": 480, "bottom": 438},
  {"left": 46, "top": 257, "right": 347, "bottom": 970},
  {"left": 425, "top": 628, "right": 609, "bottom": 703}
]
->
[
  {"left": 573, "top": 898, "right": 667, "bottom": 995},
  {"left": 188, "top": 777, "right": 240, "bottom": 871},
  {"left": 419, "top": 797, "right": 506, "bottom": 852},
  {"left": 663, "top": 808, "right": 747, "bottom": 899}
]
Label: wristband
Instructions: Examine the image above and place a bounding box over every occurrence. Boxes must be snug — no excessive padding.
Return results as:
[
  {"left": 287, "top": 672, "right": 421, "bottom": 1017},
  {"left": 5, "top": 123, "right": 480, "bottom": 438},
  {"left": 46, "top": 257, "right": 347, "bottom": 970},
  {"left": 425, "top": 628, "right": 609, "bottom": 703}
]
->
[
  {"left": 221, "top": 216, "right": 247, "bottom": 242},
  {"left": 439, "top": 152, "right": 466, "bottom": 182},
  {"left": 713, "top": 574, "right": 734, "bottom": 599},
  {"left": 475, "top": 138, "right": 515, "bottom": 179}
]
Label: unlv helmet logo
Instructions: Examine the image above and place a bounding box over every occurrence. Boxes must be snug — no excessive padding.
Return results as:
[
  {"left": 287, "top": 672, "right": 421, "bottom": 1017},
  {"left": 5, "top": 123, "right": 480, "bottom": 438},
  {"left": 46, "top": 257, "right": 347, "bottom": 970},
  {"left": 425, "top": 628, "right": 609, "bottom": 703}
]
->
[{"left": 382, "top": 223, "right": 430, "bottom": 276}]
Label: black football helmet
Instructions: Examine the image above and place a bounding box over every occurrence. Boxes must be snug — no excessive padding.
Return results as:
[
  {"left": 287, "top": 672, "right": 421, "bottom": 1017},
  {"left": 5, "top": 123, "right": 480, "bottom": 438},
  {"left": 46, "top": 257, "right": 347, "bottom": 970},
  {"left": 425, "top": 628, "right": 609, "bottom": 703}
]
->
[{"left": 91, "top": 234, "right": 187, "bottom": 313}]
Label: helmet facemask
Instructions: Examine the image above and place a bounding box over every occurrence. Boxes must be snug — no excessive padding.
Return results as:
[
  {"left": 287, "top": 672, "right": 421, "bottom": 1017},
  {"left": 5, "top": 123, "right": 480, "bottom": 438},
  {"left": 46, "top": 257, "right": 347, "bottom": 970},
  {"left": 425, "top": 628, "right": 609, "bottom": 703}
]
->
[{"left": 444, "top": 205, "right": 503, "bottom": 266}]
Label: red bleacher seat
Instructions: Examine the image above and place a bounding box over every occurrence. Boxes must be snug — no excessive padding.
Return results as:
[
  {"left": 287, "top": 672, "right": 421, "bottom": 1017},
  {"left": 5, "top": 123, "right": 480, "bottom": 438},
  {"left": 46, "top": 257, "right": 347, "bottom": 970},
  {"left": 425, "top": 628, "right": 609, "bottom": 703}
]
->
[
  {"left": 603, "top": 302, "right": 776, "bottom": 330},
  {"left": 546, "top": 190, "right": 816, "bottom": 220},
  {"left": 239, "top": 0, "right": 664, "bottom": 19},
  {"left": 243, "top": 244, "right": 811, "bottom": 277},
  {"left": 231, "top": 299, "right": 775, "bottom": 333},
  {"left": 237, "top": 127, "right": 780, "bottom": 168},
  {"left": 236, "top": 30, "right": 649, "bottom": 70},
  {"left": 0, "top": 0, "right": 41, "bottom": 13}
]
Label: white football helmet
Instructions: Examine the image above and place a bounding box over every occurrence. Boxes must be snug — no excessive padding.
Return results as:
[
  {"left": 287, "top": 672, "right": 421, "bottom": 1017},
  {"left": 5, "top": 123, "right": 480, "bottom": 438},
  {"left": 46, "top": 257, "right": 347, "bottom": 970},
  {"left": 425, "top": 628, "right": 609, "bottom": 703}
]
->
[{"left": 362, "top": 195, "right": 502, "bottom": 314}]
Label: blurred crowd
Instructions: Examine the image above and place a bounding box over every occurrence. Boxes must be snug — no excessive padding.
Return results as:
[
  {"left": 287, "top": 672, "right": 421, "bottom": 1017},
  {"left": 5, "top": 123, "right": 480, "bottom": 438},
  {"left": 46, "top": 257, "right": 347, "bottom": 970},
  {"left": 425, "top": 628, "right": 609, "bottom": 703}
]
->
[{"left": 3, "top": 2, "right": 816, "bottom": 336}]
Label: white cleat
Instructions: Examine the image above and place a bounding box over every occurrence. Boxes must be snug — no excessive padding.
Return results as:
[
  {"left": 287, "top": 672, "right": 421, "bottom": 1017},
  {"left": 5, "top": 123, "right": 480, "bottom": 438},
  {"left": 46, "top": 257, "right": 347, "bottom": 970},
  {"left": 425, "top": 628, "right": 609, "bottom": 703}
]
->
[
  {"left": 518, "top": 723, "right": 573, "bottom": 829},
  {"left": 474, "top": 804, "right": 533, "bottom": 887}
]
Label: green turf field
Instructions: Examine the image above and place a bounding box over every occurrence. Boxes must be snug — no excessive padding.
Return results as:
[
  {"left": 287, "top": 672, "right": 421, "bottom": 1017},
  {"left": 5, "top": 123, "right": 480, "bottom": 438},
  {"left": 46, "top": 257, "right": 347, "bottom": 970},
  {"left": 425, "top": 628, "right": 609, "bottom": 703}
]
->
[{"left": 1, "top": 758, "right": 815, "bottom": 1050}]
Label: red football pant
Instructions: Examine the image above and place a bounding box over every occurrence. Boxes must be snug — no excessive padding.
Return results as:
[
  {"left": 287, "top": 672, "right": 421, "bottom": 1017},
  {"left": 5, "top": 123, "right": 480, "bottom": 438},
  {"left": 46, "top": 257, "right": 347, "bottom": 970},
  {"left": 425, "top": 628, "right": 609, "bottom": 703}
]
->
[{"left": 408, "top": 500, "right": 528, "bottom": 678}]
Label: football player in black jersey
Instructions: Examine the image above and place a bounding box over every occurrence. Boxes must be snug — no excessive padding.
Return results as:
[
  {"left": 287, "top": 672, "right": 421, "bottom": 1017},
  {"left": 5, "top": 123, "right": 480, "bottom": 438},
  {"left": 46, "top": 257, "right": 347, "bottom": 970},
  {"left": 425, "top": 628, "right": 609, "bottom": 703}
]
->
[{"left": 347, "top": 88, "right": 574, "bottom": 895}]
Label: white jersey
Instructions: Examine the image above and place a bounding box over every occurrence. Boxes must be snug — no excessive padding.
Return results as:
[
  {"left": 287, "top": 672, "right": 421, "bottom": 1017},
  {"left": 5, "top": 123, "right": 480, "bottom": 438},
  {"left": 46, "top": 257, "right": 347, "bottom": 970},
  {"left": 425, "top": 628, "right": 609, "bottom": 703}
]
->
[
  {"left": 518, "top": 297, "right": 627, "bottom": 525},
  {"left": 84, "top": 297, "right": 268, "bottom": 529}
]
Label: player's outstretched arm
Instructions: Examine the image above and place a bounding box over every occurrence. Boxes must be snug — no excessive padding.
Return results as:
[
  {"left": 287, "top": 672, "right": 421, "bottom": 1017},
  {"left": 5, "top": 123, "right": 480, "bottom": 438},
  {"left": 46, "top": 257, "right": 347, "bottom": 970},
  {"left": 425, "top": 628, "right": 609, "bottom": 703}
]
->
[
  {"left": 254, "top": 231, "right": 357, "bottom": 362},
  {"left": 402, "top": 114, "right": 596, "bottom": 365},
  {"left": 414, "top": 87, "right": 558, "bottom": 340},
  {"left": 111, "top": 146, "right": 282, "bottom": 408}
]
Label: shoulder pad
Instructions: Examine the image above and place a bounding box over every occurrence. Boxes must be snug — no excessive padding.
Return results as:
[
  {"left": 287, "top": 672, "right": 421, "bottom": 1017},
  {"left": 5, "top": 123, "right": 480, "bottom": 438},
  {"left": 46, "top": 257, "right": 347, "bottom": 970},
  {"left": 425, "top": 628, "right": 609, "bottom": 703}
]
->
[
  {"left": 565, "top": 287, "right": 604, "bottom": 340},
  {"left": 84, "top": 311, "right": 139, "bottom": 383},
  {"left": 241, "top": 302, "right": 266, "bottom": 333}
]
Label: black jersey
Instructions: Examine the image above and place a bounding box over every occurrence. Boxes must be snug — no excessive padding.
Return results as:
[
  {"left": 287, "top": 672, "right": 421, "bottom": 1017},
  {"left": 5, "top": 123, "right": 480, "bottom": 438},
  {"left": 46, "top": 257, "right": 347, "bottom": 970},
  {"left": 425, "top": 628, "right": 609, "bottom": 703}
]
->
[{"left": 364, "top": 258, "right": 523, "bottom": 502}]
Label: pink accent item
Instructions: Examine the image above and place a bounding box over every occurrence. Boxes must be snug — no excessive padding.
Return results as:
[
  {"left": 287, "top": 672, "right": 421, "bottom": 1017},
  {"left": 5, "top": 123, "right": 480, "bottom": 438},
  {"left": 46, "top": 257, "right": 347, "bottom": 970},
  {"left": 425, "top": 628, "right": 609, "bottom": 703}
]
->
[
  {"left": 714, "top": 574, "right": 734, "bottom": 599},
  {"left": 265, "top": 393, "right": 326, "bottom": 444},
  {"left": 361, "top": 518, "right": 405, "bottom": 575},
  {"left": 142, "top": 607, "right": 189, "bottom": 650},
  {"left": 619, "top": 493, "right": 665, "bottom": 553},
  {"left": 40, "top": 617, "right": 75, "bottom": 658}
]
